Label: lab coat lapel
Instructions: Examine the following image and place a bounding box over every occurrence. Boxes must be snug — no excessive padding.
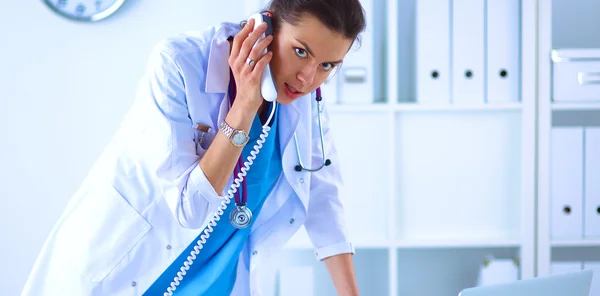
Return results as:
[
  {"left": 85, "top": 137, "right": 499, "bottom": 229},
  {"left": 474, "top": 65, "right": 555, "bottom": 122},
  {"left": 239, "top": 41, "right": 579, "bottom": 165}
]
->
[{"left": 279, "top": 95, "right": 311, "bottom": 211}]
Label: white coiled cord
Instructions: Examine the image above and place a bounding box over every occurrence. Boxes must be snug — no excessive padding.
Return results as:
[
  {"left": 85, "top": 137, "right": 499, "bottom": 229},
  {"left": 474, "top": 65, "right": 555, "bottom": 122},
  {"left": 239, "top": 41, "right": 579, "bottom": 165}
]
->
[{"left": 164, "top": 102, "right": 277, "bottom": 296}]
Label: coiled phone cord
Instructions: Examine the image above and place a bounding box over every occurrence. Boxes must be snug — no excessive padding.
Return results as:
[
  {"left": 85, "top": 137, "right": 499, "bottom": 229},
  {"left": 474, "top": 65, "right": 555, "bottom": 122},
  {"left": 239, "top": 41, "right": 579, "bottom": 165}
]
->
[{"left": 164, "top": 102, "right": 277, "bottom": 296}]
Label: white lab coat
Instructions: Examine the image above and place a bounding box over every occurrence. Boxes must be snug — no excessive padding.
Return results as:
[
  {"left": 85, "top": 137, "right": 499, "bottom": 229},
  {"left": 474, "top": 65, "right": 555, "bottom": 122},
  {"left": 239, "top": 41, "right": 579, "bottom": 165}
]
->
[{"left": 21, "top": 22, "right": 354, "bottom": 296}]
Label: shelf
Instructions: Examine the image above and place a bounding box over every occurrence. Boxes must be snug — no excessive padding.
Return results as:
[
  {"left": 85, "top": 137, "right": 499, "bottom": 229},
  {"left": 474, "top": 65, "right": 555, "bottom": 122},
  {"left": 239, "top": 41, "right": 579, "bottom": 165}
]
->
[
  {"left": 552, "top": 102, "right": 600, "bottom": 111},
  {"left": 328, "top": 102, "right": 522, "bottom": 113},
  {"left": 395, "top": 239, "right": 521, "bottom": 249},
  {"left": 328, "top": 103, "right": 391, "bottom": 112},
  {"left": 552, "top": 240, "right": 600, "bottom": 248},
  {"left": 284, "top": 240, "right": 392, "bottom": 250},
  {"left": 392, "top": 103, "right": 522, "bottom": 112},
  {"left": 283, "top": 239, "right": 520, "bottom": 250}
]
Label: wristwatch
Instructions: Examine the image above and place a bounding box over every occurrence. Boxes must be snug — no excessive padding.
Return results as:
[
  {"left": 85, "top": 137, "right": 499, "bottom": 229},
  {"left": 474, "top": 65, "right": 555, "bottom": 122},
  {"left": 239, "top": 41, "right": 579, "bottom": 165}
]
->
[{"left": 220, "top": 121, "right": 249, "bottom": 147}]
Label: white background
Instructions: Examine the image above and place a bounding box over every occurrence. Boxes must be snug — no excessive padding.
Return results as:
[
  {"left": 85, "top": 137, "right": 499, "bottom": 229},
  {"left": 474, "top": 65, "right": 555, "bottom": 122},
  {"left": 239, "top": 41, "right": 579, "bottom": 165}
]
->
[{"left": 0, "top": 1, "right": 257, "bottom": 294}]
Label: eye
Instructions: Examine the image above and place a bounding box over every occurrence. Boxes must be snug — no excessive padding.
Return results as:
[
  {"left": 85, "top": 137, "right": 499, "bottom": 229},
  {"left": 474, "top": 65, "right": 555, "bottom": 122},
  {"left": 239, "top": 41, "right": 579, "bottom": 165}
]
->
[
  {"left": 321, "top": 62, "right": 334, "bottom": 71},
  {"left": 294, "top": 48, "right": 308, "bottom": 58}
]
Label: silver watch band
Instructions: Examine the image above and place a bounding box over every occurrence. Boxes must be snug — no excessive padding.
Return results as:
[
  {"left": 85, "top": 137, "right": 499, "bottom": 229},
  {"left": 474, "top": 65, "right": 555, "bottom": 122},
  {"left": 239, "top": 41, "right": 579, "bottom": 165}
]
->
[{"left": 220, "top": 121, "right": 235, "bottom": 139}]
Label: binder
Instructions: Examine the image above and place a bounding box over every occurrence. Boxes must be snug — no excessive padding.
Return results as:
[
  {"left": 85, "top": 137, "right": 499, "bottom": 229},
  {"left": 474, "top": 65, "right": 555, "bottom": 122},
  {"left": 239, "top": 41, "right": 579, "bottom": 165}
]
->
[
  {"left": 585, "top": 128, "right": 600, "bottom": 239},
  {"left": 452, "top": 0, "right": 485, "bottom": 104},
  {"left": 416, "top": 0, "right": 450, "bottom": 104},
  {"left": 583, "top": 262, "right": 600, "bottom": 296},
  {"left": 551, "top": 128, "right": 584, "bottom": 240},
  {"left": 486, "top": 0, "right": 520, "bottom": 103},
  {"left": 338, "top": 0, "right": 373, "bottom": 104},
  {"left": 551, "top": 261, "right": 583, "bottom": 274}
]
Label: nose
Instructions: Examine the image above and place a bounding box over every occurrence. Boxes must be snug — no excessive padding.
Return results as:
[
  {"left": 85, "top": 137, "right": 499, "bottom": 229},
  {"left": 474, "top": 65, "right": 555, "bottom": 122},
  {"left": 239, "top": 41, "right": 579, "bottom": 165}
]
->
[{"left": 296, "top": 64, "right": 317, "bottom": 86}]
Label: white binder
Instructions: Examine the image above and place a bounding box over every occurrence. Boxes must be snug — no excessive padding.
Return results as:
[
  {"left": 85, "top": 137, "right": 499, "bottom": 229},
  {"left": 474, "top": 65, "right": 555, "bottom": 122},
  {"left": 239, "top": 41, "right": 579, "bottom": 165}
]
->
[
  {"left": 583, "top": 262, "right": 600, "bottom": 296},
  {"left": 416, "top": 0, "right": 450, "bottom": 104},
  {"left": 551, "top": 261, "right": 583, "bottom": 274},
  {"left": 338, "top": 0, "right": 373, "bottom": 104},
  {"left": 452, "top": 0, "right": 484, "bottom": 104},
  {"left": 551, "top": 127, "right": 584, "bottom": 240},
  {"left": 585, "top": 128, "right": 600, "bottom": 239},
  {"left": 486, "top": 0, "right": 520, "bottom": 103}
]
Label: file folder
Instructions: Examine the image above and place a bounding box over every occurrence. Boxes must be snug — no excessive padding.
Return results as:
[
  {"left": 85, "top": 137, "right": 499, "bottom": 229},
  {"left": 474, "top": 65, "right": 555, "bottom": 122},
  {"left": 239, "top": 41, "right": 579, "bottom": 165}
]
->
[
  {"left": 452, "top": 0, "right": 485, "bottom": 104},
  {"left": 551, "top": 128, "right": 584, "bottom": 240},
  {"left": 551, "top": 261, "right": 583, "bottom": 274},
  {"left": 583, "top": 262, "right": 600, "bottom": 296},
  {"left": 416, "top": 0, "right": 450, "bottom": 104},
  {"left": 585, "top": 128, "right": 600, "bottom": 239},
  {"left": 486, "top": 0, "right": 520, "bottom": 103},
  {"left": 338, "top": 0, "right": 373, "bottom": 104}
]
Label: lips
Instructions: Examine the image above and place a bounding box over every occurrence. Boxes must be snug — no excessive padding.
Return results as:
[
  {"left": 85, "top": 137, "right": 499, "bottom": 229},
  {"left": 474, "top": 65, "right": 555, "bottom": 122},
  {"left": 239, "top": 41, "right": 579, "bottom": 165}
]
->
[
  {"left": 284, "top": 83, "right": 304, "bottom": 99},
  {"left": 286, "top": 83, "right": 301, "bottom": 93}
]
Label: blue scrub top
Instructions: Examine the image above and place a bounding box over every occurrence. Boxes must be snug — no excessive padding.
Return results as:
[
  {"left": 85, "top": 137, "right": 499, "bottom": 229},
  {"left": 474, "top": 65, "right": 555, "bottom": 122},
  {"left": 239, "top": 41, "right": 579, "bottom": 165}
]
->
[{"left": 144, "top": 102, "right": 282, "bottom": 296}]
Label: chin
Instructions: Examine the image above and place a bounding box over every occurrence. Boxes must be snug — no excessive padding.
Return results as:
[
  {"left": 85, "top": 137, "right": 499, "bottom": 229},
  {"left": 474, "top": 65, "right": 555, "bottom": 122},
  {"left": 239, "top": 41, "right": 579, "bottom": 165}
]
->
[{"left": 276, "top": 96, "right": 295, "bottom": 105}]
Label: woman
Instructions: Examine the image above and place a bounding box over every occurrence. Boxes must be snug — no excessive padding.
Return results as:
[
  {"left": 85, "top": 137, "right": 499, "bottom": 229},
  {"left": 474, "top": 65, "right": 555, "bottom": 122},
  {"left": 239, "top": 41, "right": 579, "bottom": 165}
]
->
[{"left": 22, "top": 0, "right": 366, "bottom": 295}]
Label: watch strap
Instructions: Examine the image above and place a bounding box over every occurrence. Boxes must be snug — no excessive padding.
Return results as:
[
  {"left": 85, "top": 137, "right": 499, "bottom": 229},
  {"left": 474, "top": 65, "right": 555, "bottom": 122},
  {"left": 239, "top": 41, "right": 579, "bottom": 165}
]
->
[{"left": 220, "top": 121, "right": 235, "bottom": 139}]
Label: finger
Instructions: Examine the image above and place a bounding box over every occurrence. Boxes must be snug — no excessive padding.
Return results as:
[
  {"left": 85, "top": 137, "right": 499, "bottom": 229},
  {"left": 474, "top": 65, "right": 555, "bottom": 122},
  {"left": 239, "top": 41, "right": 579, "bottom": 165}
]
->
[
  {"left": 248, "top": 35, "right": 273, "bottom": 62},
  {"left": 241, "top": 35, "right": 273, "bottom": 74},
  {"left": 237, "top": 22, "right": 268, "bottom": 66},
  {"left": 230, "top": 18, "right": 254, "bottom": 59},
  {"left": 251, "top": 51, "right": 273, "bottom": 76}
]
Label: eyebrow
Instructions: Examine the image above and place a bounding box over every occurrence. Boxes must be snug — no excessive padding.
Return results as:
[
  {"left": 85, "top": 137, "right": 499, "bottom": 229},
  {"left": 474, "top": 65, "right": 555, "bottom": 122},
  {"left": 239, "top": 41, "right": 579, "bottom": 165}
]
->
[{"left": 295, "top": 38, "right": 344, "bottom": 64}]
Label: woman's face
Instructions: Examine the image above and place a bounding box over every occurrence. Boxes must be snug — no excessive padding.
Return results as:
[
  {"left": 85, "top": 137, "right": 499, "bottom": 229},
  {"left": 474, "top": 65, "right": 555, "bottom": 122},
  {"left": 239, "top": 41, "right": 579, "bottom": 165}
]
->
[{"left": 269, "top": 13, "right": 354, "bottom": 104}]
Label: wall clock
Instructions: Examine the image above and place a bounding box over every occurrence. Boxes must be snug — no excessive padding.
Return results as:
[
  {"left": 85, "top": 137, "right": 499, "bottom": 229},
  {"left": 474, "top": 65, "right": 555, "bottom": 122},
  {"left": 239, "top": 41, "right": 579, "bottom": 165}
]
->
[{"left": 43, "top": 0, "right": 127, "bottom": 22}]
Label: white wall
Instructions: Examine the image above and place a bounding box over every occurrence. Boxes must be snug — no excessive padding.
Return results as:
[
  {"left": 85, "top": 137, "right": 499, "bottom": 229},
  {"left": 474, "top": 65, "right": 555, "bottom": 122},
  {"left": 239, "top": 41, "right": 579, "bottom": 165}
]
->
[{"left": 0, "top": 1, "right": 260, "bottom": 294}]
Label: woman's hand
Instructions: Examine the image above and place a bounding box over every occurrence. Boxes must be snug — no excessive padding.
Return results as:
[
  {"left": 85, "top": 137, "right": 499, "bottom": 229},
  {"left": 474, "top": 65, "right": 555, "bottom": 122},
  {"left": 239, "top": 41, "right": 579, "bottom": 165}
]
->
[{"left": 228, "top": 17, "right": 274, "bottom": 112}]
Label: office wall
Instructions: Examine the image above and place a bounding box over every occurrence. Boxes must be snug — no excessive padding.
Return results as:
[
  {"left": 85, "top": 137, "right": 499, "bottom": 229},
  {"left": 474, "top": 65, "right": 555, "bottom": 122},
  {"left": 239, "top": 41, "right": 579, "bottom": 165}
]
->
[{"left": 0, "top": 1, "right": 255, "bottom": 294}]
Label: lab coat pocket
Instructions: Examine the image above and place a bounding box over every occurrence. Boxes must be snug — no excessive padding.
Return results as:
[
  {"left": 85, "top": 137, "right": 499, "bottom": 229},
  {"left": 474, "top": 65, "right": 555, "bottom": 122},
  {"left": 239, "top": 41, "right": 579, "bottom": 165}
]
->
[
  {"left": 194, "top": 129, "right": 215, "bottom": 158},
  {"left": 54, "top": 183, "right": 152, "bottom": 283}
]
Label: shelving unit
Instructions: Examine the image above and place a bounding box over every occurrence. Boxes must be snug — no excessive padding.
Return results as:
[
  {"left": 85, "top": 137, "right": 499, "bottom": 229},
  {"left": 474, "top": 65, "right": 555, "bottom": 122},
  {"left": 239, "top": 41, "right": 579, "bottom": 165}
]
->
[
  {"left": 256, "top": 0, "right": 538, "bottom": 295},
  {"left": 537, "top": 1, "right": 600, "bottom": 290}
]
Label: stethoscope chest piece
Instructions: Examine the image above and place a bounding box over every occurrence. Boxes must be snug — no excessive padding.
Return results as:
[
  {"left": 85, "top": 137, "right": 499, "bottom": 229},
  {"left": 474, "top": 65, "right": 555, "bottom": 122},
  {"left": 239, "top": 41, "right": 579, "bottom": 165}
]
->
[{"left": 230, "top": 205, "right": 253, "bottom": 229}]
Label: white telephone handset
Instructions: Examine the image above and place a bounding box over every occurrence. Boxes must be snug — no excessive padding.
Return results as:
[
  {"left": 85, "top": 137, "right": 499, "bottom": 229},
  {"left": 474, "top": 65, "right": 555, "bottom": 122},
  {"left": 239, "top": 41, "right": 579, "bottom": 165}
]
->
[
  {"left": 163, "top": 12, "right": 278, "bottom": 296},
  {"left": 249, "top": 12, "right": 278, "bottom": 102}
]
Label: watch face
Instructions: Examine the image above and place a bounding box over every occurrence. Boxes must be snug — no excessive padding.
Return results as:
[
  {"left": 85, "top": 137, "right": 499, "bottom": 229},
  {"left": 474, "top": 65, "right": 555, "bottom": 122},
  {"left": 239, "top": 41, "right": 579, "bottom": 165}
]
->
[
  {"left": 233, "top": 131, "right": 248, "bottom": 146},
  {"left": 43, "top": 0, "right": 127, "bottom": 22}
]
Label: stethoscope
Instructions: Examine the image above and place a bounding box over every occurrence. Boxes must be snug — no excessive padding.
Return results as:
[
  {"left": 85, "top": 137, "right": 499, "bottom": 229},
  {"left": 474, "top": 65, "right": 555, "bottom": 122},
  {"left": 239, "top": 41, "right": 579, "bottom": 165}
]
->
[
  {"left": 227, "top": 76, "right": 331, "bottom": 229},
  {"left": 293, "top": 86, "right": 332, "bottom": 172}
]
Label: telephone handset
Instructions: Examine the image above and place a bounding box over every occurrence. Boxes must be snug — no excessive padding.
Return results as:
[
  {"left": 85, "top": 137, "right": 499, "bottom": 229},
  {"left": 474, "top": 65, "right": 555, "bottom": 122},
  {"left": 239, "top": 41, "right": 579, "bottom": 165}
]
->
[
  {"left": 163, "top": 12, "right": 277, "bottom": 296},
  {"left": 249, "top": 12, "right": 278, "bottom": 102}
]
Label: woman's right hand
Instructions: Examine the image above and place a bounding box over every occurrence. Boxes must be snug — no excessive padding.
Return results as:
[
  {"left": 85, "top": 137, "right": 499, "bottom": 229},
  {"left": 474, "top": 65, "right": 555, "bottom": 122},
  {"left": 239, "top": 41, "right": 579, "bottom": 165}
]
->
[{"left": 228, "top": 17, "right": 274, "bottom": 112}]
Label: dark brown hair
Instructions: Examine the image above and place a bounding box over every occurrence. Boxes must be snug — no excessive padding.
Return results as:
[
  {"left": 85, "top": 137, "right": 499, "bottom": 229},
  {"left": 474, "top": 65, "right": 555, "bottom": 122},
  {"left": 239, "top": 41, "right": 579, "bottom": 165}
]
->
[{"left": 265, "top": 0, "right": 366, "bottom": 43}]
